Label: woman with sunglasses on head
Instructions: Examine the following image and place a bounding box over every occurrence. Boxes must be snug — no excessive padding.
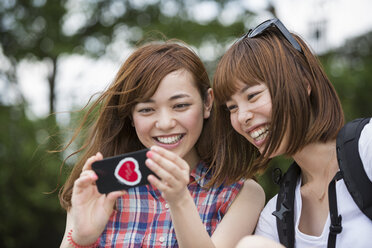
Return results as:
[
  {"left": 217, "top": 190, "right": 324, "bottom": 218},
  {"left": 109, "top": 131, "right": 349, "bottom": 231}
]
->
[
  {"left": 59, "top": 40, "right": 265, "bottom": 248},
  {"left": 212, "top": 18, "right": 372, "bottom": 248}
]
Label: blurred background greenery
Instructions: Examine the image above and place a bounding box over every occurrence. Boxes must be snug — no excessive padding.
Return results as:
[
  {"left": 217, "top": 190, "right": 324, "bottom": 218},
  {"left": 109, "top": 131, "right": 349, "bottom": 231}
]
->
[{"left": 1, "top": 0, "right": 371, "bottom": 247}]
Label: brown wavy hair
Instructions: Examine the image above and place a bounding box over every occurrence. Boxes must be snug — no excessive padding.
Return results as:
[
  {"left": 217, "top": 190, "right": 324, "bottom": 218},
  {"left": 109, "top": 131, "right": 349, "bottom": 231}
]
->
[
  {"left": 59, "top": 41, "right": 214, "bottom": 210},
  {"left": 210, "top": 27, "right": 344, "bottom": 185}
]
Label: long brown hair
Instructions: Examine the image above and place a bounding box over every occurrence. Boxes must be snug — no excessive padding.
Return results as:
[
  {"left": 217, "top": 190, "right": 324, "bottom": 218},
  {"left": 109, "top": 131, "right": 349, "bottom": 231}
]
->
[
  {"left": 59, "top": 41, "right": 213, "bottom": 210},
  {"left": 211, "top": 27, "right": 344, "bottom": 184}
]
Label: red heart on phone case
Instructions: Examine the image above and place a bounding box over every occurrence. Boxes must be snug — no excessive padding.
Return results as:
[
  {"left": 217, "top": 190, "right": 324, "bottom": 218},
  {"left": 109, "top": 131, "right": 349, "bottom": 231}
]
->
[{"left": 114, "top": 157, "right": 142, "bottom": 186}]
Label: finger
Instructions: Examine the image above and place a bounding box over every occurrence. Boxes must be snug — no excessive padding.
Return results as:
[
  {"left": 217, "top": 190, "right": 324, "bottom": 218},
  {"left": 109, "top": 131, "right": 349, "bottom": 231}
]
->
[
  {"left": 147, "top": 149, "right": 186, "bottom": 174},
  {"left": 101, "top": 191, "right": 126, "bottom": 216},
  {"left": 82, "top": 152, "right": 103, "bottom": 171},
  {"left": 73, "top": 171, "right": 98, "bottom": 193},
  {"left": 150, "top": 146, "right": 189, "bottom": 171},
  {"left": 147, "top": 174, "right": 169, "bottom": 193},
  {"left": 146, "top": 150, "right": 177, "bottom": 172},
  {"left": 146, "top": 158, "right": 179, "bottom": 186},
  {"left": 107, "top": 190, "right": 127, "bottom": 201},
  {"left": 146, "top": 151, "right": 188, "bottom": 182},
  {"left": 79, "top": 169, "right": 96, "bottom": 178}
]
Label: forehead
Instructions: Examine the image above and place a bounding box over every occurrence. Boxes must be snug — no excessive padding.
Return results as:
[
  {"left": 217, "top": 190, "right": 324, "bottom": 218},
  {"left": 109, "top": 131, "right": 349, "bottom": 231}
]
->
[
  {"left": 150, "top": 70, "right": 200, "bottom": 100},
  {"left": 227, "top": 80, "right": 266, "bottom": 99}
]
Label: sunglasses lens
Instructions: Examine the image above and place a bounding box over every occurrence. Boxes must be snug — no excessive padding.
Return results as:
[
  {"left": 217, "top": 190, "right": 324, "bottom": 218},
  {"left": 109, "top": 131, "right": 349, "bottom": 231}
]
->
[
  {"left": 244, "top": 18, "right": 303, "bottom": 53},
  {"left": 248, "top": 20, "right": 274, "bottom": 38}
]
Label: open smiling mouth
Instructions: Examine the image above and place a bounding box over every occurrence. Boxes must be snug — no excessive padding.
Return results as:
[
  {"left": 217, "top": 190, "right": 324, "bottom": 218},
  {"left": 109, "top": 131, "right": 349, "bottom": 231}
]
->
[
  {"left": 154, "top": 134, "right": 184, "bottom": 144},
  {"left": 249, "top": 125, "right": 269, "bottom": 142}
]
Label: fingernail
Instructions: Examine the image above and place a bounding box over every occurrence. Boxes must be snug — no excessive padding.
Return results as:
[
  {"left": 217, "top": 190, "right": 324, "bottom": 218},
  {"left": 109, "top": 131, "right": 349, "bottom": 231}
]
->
[
  {"left": 146, "top": 151, "right": 153, "bottom": 158},
  {"left": 151, "top": 146, "right": 159, "bottom": 151}
]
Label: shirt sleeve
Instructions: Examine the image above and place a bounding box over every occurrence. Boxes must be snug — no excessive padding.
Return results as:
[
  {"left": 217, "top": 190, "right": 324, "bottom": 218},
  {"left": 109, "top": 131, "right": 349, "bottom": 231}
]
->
[
  {"left": 254, "top": 194, "right": 280, "bottom": 243},
  {"left": 359, "top": 118, "right": 372, "bottom": 181}
]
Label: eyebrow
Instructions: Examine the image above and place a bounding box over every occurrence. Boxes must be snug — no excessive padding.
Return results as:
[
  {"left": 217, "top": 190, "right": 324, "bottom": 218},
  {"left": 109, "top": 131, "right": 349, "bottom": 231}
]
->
[
  {"left": 240, "top": 85, "right": 250, "bottom": 94},
  {"left": 140, "top": 93, "right": 191, "bottom": 103},
  {"left": 226, "top": 85, "right": 251, "bottom": 101},
  {"left": 169, "top": 93, "right": 190, "bottom": 100}
]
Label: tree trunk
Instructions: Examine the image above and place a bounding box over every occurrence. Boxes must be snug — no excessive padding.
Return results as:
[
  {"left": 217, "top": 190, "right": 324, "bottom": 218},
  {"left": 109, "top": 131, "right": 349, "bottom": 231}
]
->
[{"left": 48, "top": 57, "right": 57, "bottom": 115}]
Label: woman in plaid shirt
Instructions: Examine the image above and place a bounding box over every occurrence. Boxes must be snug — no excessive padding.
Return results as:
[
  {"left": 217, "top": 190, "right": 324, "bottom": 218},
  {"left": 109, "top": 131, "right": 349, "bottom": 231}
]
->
[{"left": 59, "top": 41, "right": 265, "bottom": 248}]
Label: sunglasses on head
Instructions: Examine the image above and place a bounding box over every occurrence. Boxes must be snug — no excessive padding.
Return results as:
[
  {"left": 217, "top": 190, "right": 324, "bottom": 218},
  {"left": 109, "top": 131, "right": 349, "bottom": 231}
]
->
[{"left": 239, "top": 18, "right": 303, "bottom": 53}]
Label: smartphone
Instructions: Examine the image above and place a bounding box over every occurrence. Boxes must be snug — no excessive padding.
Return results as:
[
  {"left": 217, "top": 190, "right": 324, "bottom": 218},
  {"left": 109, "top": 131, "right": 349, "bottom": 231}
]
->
[{"left": 92, "top": 148, "right": 153, "bottom": 194}]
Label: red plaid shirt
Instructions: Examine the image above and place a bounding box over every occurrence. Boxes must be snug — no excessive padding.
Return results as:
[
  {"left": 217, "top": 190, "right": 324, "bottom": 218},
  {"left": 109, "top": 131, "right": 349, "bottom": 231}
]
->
[{"left": 99, "top": 161, "right": 244, "bottom": 247}]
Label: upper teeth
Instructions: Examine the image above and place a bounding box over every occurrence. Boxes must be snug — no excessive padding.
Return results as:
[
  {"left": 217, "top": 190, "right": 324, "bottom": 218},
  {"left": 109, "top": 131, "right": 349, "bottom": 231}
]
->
[
  {"left": 156, "top": 135, "right": 182, "bottom": 144},
  {"left": 250, "top": 125, "right": 269, "bottom": 139}
]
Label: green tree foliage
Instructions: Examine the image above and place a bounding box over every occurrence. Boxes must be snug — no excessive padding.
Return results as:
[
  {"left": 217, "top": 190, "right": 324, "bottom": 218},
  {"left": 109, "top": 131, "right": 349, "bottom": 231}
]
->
[
  {"left": 0, "top": 104, "right": 66, "bottom": 247},
  {"left": 1, "top": 0, "right": 71, "bottom": 114},
  {"left": 0, "top": 1, "right": 255, "bottom": 246},
  {"left": 321, "top": 31, "right": 372, "bottom": 121},
  {"left": 1, "top": 1, "right": 372, "bottom": 247},
  {"left": 0, "top": 0, "right": 254, "bottom": 114}
]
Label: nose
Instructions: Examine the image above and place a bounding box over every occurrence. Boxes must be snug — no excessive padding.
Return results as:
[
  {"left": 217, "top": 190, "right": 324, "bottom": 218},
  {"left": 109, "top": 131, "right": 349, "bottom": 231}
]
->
[
  {"left": 155, "top": 110, "right": 176, "bottom": 130},
  {"left": 237, "top": 108, "right": 252, "bottom": 125}
]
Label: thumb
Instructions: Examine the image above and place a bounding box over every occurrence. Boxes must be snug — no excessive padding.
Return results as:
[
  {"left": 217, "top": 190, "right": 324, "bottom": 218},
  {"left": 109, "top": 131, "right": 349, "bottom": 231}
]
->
[{"left": 103, "top": 191, "right": 127, "bottom": 210}]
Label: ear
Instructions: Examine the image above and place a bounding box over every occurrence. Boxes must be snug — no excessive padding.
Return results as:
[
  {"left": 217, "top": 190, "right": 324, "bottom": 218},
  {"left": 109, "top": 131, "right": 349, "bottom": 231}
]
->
[
  {"left": 307, "top": 83, "right": 311, "bottom": 96},
  {"left": 203, "top": 88, "right": 214, "bottom": 119}
]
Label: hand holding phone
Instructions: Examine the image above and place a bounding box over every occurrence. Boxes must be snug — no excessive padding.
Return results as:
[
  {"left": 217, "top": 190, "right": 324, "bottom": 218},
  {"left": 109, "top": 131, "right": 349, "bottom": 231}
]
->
[{"left": 92, "top": 149, "right": 153, "bottom": 194}]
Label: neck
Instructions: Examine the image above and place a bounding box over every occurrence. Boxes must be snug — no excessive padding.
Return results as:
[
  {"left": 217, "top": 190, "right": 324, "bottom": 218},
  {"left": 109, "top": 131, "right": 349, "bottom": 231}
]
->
[
  {"left": 183, "top": 147, "right": 200, "bottom": 171},
  {"left": 292, "top": 140, "right": 338, "bottom": 185}
]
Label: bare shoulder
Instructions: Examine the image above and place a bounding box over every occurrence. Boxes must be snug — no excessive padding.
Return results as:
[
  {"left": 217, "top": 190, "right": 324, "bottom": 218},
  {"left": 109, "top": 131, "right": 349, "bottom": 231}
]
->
[
  {"left": 241, "top": 179, "right": 265, "bottom": 199},
  {"left": 218, "top": 179, "right": 266, "bottom": 236},
  {"left": 238, "top": 179, "right": 265, "bottom": 208}
]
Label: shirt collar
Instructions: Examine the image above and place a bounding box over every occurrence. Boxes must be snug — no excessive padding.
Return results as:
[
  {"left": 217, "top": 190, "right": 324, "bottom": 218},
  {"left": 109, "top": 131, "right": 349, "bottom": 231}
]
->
[{"left": 189, "top": 161, "right": 211, "bottom": 188}]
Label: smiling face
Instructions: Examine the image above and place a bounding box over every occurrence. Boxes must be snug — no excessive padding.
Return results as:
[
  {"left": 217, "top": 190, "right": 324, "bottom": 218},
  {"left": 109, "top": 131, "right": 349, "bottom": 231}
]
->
[
  {"left": 226, "top": 80, "right": 289, "bottom": 157},
  {"left": 226, "top": 81, "right": 271, "bottom": 154},
  {"left": 132, "top": 69, "right": 212, "bottom": 166}
]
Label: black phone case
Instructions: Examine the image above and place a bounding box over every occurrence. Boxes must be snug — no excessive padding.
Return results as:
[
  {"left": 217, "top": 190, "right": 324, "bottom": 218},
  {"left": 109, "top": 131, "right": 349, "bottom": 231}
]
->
[{"left": 92, "top": 149, "right": 152, "bottom": 194}]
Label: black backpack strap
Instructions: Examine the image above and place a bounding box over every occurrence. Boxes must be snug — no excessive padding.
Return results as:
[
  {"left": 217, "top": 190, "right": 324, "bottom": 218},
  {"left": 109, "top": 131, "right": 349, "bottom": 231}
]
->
[
  {"left": 327, "top": 171, "right": 343, "bottom": 248},
  {"left": 327, "top": 117, "right": 371, "bottom": 248},
  {"left": 336, "top": 118, "right": 372, "bottom": 219},
  {"left": 272, "top": 162, "right": 301, "bottom": 248}
]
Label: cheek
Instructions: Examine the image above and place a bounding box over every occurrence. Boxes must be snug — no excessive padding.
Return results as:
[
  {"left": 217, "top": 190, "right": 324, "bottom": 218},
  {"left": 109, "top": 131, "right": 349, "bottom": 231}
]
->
[
  {"left": 230, "top": 114, "right": 241, "bottom": 133},
  {"left": 261, "top": 96, "right": 273, "bottom": 116},
  {"left": 132, "top": 116, "right": 150, "bottom": 138},
  {"left": 185, "top": 109, "right": 204, "bottom": 130}
]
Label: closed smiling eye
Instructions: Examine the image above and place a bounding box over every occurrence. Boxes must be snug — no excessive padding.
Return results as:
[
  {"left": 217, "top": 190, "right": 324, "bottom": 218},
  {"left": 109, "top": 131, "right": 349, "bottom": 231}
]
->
[
  {"left": 247, "top": 88, "right": 268, "bottom": 101},
  {"left": 138, "top": 108, "right": 154, "bottom": 114},
  {"left": 247, "top": 92, "right": 260, "bottom": 101},
  {"left": 174, "top": 103, "right": 191, "bottom": 110},
  {"left": 226, "top": 104, "right": 238, "bottom": 113}
]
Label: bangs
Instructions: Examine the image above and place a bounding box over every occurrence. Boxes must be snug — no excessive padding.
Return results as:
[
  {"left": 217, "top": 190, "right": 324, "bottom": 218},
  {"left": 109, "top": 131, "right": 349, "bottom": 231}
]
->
[
  {"left": 213, "top": 41, "right": 264, "bottom": 105},
  {"left": 213, "top": 57, "right": 240, "bottom": 104},
  {"left": 132, "top": 57, "right": 182, "bottom": 103},
  {"left": 129, "top": 42, "right": 207, "bottom": 103}
]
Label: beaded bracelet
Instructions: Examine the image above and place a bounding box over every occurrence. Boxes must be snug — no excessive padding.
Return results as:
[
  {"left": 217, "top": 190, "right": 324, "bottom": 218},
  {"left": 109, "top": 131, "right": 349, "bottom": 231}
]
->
[{"left": 67, "top": 229, "right": 99, "bottom": 248}]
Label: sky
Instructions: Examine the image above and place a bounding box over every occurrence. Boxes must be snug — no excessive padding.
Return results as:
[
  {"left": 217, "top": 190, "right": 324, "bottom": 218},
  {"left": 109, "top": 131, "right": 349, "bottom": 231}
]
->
[{"left": 9, "top": 0, "right": 372, "bottom": 120}]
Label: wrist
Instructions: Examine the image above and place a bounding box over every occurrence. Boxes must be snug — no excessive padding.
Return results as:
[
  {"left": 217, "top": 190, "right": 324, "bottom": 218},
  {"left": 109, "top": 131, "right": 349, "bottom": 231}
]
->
[
  {"left": 168, "top": 189, "right": 192, "bottom": 209},
  {"left": 67, "top": 229, "right": 100, "bottom": 248}
]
